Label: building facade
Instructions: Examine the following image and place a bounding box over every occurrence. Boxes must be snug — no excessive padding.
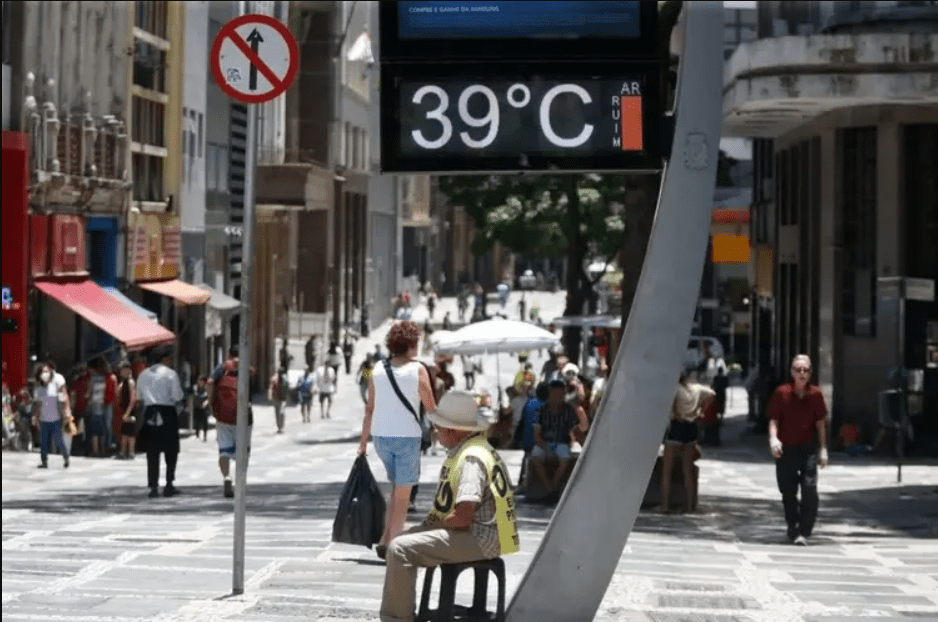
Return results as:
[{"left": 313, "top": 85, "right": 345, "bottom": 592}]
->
[
  {"left": 723, "top": 1, "right": 938, "bottom": 446},
  {"left": 4, "top": 1, "right": 143, "bottom": 371}
]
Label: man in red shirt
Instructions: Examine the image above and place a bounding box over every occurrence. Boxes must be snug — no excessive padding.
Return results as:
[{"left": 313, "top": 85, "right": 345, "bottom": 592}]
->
[{"left": 767, "top": 354, "right": 829, "bottom": 545}]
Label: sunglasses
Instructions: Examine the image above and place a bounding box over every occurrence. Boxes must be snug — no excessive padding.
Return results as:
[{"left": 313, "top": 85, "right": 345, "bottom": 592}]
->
[{"left": 791, "top": 366, "right": 811, "bottom": 374}]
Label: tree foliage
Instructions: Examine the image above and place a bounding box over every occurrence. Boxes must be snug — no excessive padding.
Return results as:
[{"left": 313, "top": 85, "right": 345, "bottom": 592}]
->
[{"left": 437, "top": 173, "right": 627, "bottom": 264}]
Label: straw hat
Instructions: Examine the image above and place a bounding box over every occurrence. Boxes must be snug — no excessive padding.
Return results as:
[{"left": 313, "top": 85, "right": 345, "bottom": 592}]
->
[{"left": 428, "top": 390, "right": 495, "bottom": 432}]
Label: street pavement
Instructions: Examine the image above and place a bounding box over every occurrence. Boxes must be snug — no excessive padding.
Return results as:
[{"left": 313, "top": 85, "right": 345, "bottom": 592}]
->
[{"left": 3, "top": 292, "right": 938, "bottom": 622}]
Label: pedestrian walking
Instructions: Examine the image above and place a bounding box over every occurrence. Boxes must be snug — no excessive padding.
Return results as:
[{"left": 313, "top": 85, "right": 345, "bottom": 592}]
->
[
  {"left": 312, "top": 363, "right": 337, "bottom": 419},
  {"left": 357, "top": 320, "right": 438, "bottom": 561},
  {"left": 208, "top": 346, "right": 254, "bottom": 499},
  {"left": 442, "top": 311, "right": 453, "bottom": 331},
  {"left": 660, "top": 372, "right": 714, "bottom": 514},
  {"left": 84, "top": 358, "right": 109, "bottom": 457},
  {"left": 268, "top": 366, "right": 289, "bottom": 434},
  {"left": 461, "top": 354, "right": 479, "bottom": 390},
  {"left": 305, "top": 334, "right": 318, "bottom": 370},
  {"left": 115, "top": 360, "right": 138, "bottom": 459},
  {"left": 136, "top": 345, "right": 184, "bottom": 498},
  {"left": 326, "top": 342, "right": 342, "bottom": 378},
  {"left": 768, "top": 354, "right": 829, "bottom": 546},
  {"left": 192, "top": 376, "right": 210, "bottom": 441},
  {"left": 379, "top": 390, "right": 519, "bottom": 622},
  {"left": 343, "top": 335, "right": 355, "bottom": 375},
  {"left": 357, "top": 354, "right": 375, "bottom": 405},
  {"left": 426, "top": 288, "right": 437, "bottom": 319},
  {"left": 31, "top": 362, "right": 72, "bottom": 469},
  {"left": 297, "top": 367, "right": 314, "bottom": 423}
]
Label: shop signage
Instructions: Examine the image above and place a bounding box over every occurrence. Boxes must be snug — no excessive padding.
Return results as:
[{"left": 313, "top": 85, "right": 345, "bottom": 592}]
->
[{"left": 128, "top": 212, "right": 181, "bottom": 282}]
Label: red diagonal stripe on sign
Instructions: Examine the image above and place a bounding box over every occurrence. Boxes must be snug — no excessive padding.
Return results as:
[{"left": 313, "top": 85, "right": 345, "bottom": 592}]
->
[{"left": 226, "top": 30, "right": 284, "bottom": 91}]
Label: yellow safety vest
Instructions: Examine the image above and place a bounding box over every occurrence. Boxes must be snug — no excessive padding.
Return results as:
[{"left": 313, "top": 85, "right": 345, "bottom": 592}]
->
[{"left": 427, "top": 434, "right": 520, "bottom": 555}]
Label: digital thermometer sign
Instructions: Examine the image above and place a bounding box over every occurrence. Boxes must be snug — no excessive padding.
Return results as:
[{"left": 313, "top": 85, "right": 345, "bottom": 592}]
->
[
  {"left": 397, "top": 1, "right": 641, "bottom": 40},
  {"left": 381, "top": 63, "right": 661, "bottom": 173}
]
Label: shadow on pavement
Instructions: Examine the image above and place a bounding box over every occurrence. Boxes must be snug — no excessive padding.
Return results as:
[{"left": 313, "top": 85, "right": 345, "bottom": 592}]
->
[
  {"left": 294, "top": 435, "right": 361, "bottom": 446},
  {"left": 5, "top": 466, "right": 934, "bottom": 544}
]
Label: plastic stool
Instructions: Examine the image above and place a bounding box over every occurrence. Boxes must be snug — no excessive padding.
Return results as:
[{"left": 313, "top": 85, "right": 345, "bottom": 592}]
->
[{"left": 417, "top": 557, "right": 506, "bottom": 622}]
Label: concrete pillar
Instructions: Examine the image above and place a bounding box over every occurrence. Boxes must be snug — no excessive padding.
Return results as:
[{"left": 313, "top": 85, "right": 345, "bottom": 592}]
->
[
  {"left": 817, "top": 127, "right": 838, "bottom": 412},
  {"left": 876, "top": 120, "right": 903, "bottom": 370}
]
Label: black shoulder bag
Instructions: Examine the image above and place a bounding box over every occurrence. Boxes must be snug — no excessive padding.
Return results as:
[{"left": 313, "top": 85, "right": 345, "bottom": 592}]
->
[{"left": 383, "top": 360, "right": 431, "bottom": 451}]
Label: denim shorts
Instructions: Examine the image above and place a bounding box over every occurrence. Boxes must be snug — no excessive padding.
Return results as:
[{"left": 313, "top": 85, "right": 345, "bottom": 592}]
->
[
  {"left": 373, "top": 435, "right": 421, "bottom": 486},
  {"left": 531, "top": 442, "right": 571, "bottom": 461}
]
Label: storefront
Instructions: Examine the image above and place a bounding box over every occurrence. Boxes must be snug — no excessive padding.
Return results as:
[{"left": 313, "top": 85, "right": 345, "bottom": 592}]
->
[
  {"left": 127, "top": 211, "right": 210, "bottom": 375},
  {"left": 28, "top": 213, "right": 176, "bottom": 370}
]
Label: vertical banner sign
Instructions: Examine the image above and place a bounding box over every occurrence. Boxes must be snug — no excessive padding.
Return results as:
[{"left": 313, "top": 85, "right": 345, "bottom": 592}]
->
[{"left": 210, "top": 13, "right": 298, "bottom": 596}]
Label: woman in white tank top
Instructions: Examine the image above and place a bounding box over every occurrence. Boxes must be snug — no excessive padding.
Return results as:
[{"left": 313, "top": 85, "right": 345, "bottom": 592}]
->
[{"left": 358, "top": 321, "right": 437, "bottom": 559}]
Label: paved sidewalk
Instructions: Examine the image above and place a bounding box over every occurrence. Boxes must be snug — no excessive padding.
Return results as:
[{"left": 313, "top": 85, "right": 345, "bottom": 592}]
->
[{"left": 4, "top": 311, "right": 938, "bottom": 621}]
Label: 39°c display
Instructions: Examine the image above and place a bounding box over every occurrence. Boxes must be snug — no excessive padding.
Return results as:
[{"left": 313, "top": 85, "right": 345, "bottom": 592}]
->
[{"left": 402, "top": 76, "right": 647, "bottom": 159}]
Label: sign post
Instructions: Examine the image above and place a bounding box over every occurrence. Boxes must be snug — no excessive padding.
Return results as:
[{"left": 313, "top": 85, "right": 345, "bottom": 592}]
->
[{"left": 211, "top": 12, "right": 298, "bottom": 596}]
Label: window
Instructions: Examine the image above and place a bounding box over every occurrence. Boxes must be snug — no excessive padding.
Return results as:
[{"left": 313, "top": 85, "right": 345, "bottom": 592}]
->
[
  {"left": 363, "top": 129, "right": 369, "bottom": 170},
  {"left": 206, "top": 144, "right": 217, "bottom": 190},
  {"left": 217, "top": 145, "right": 228, "bottom": 192},
  {"left": 132, "top": 41, "right": 167, "bottom": 92},
  {"left": 188, "top": 109, "right": 196, "bottom": 159},
  {"left": 840, "top": 127, "right": 877, "bottom": 337},
  {"left": 131, "top": 96, "right": 165, "bottom": 147},
  {"left": 135, "top": 1, "right": 168, "bottom": 39},
  {"left": 132, "top": 153, "right": 165, "bottom": 202},
  {"left": 182, "top": 107, "right": 188, "bottom": 154},
  {"left": 344, "top": 122, "right": 351, "bottom": 168},
  {"left": 352, "top": 127, "right": 360, "bottom": 169}
]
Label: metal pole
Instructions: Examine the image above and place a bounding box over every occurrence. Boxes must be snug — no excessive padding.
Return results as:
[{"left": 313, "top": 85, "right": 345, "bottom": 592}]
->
[
  {"left": 232, "top": 102, "right": 259, "bottom": 596},
  {"left": 507, "top": 4, "right": 724, "bottom": 620}
]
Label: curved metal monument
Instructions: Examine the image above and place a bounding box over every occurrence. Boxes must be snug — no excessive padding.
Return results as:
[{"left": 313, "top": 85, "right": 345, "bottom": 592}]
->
[{"left": 506, "top": 3, "right": 725, "bottom": 620}]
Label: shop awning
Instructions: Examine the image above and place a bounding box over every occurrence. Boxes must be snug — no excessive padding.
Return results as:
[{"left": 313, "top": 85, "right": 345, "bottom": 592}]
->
[
  {"left": 137, "top": 279, "right": 211, "bottom": 305},
  {"left": 35, "top": 280, "right": 176, "bottom": 351},
  {"left": 197, "top": 283, "right": 240, "bottom": 315},
  {"left": 102, "top": 286, "right": 158, "bottom": 322}
]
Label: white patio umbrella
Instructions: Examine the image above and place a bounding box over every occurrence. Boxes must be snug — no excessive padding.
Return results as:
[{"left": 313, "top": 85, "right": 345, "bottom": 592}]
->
[
  {"left": 433, "top": 319, "right": 560, "bottom": 399},
  {"left": 433, "top": 319, "right": 560, "bottom": 355}
]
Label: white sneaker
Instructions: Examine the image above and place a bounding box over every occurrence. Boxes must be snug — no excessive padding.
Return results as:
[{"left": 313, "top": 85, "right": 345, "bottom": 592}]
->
[{"left": 794, "top": 535, "right": 808, "bottom": 546}]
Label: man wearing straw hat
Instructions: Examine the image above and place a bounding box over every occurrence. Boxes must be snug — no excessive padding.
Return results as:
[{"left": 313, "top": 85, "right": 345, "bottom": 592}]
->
[{"left": 380, "top": 390, "right": 520, "bottom": 622}]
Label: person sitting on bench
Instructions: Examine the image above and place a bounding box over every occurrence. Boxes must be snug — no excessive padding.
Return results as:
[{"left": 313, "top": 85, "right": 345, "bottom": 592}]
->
[
  {"left": 380, "top": 390, "right": 520, "bottom": 622},
  {"left": 529, "top": 379, "right": 589, "bottom": 504}
]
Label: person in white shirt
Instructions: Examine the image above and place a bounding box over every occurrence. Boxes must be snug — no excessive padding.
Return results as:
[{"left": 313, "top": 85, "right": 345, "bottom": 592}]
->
[
  {"left": 136, "top": 345, "right": 184, "bottom": 499},
  {"left": 31, "top": 362, "right": 72, "bottom": 469},
  {"left": 358, "top": 320, "right": 438, "bottom": 561},
  {"left": 312, "top": 364, "right": 337, "bottom": 419}
]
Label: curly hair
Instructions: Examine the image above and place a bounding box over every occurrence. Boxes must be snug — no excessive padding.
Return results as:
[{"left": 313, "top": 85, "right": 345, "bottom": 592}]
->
[{"left": 386, "top": 320, "right": 421, "bottom": 356}]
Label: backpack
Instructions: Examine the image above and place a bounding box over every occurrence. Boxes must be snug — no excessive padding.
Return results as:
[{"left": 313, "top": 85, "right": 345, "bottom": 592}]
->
[{"left": 212, "top": 361, "right": 240, "bottom": 425}]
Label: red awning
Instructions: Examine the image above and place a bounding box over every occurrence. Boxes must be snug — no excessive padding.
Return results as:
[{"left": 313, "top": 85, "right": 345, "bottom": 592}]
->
[
  {"left": 35, "top": 280, "right": 176, "bottom": 351},
  {"left": 137, "top": 279, "right": 211, "bottom": 305}
]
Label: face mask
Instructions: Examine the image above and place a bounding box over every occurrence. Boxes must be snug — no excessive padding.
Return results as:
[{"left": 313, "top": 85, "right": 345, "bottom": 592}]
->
[{"left": 40, "top": 371, "right": 51, "bottom": 383}]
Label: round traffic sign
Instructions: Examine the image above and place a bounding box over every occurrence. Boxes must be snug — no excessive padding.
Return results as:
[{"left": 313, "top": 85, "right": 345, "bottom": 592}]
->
[{"left": 211, "top": 13, "right": 299, "bottom": 104}]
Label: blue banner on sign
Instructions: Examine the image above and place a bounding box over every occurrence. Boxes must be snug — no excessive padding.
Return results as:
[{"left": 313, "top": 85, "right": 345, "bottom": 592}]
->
[{"left": 398, "top": 1, "right": 641, "bottom": 40}]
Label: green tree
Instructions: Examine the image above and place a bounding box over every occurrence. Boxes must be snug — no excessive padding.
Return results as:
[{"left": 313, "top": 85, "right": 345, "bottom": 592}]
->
[
  {"left": 438, "top": 172, "right": 628, "bottom": 357},
  {"left": 438, "top": 1, "right": 686, "bottom": 361}
]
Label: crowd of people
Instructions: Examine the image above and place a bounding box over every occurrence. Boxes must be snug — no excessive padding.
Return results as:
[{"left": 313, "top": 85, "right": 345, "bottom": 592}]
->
[{"left": 0, "top": 287, "right": 840, "bottom": 555}]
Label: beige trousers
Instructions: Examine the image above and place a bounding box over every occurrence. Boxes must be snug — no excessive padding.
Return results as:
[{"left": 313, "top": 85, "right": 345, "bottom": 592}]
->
[{"left": 380, "top": 522, "right": 487, "bottom": 622}]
